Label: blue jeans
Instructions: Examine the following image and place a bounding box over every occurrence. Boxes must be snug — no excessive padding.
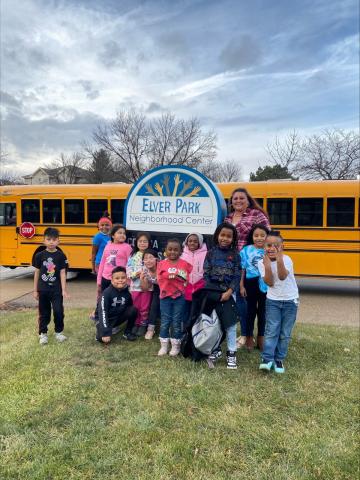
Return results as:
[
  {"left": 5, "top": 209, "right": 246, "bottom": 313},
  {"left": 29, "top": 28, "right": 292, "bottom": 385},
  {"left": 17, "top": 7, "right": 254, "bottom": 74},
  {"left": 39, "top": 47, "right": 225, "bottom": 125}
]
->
[
  {"left": 262, "top": 298, "right": 298, "bottom": 363},
  {"left": 226, "top": 323, "right": 237, "bottom": 352},
  {"left": 159, "top": 295, "right": 185, "bottom": 340}
]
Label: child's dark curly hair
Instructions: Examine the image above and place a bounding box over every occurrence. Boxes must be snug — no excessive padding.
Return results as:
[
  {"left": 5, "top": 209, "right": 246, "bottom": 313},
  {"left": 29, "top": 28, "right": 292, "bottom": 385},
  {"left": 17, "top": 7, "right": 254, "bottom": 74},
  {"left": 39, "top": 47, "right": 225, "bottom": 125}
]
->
[
  {"left": 213, "top": 222, "right": 238, "bottom": 250},
  {"left": 245, "top": 223, "right": 270, "bottom": 246}
]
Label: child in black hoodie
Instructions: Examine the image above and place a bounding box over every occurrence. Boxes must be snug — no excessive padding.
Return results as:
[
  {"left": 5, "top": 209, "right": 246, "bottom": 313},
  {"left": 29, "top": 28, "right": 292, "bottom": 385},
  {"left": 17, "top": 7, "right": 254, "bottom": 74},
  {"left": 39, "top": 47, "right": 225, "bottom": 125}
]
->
[{"left": 95, "top": 266, "right": 138, "bottom": 343}]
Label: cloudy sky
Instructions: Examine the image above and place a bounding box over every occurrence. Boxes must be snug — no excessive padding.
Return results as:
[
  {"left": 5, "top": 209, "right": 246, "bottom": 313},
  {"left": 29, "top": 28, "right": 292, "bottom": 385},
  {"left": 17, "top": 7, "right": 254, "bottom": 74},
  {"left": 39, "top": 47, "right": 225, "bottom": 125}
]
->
[{"left": 1, "top": 0, "right": 358, "bottom": 178}]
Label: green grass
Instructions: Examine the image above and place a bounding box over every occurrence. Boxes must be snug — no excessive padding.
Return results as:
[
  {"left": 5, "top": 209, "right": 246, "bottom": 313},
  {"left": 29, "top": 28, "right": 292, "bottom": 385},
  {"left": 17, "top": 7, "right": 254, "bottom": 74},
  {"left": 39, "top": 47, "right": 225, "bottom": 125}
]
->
[{"left": 0, "top": 309, "right": 358, "bottom": 480}]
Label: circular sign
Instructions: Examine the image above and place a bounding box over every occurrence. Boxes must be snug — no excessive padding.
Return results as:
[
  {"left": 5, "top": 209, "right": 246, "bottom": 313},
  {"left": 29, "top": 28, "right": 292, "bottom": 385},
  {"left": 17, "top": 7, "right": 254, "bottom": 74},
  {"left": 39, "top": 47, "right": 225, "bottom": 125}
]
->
[
  {"left": 124, "top": 165, "right": 227, "bottom": 235},
  {"left": 19, "top": 222, "right": 35, "bottom": 238}
]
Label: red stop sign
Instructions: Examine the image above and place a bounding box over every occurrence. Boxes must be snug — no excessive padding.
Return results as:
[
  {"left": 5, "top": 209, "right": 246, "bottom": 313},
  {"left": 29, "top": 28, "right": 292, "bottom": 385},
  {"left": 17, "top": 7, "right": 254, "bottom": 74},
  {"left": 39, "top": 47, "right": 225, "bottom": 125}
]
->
[{"left": 19, "top": 222, "right": 36, "bottom": 238}]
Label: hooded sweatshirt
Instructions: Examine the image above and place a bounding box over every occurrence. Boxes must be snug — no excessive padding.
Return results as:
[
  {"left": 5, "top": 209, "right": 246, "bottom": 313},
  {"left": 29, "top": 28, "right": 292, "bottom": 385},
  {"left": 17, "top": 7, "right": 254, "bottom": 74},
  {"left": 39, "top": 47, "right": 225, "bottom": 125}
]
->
[{"left": 181, "top": 233, "right": 207, "bottom": 301}]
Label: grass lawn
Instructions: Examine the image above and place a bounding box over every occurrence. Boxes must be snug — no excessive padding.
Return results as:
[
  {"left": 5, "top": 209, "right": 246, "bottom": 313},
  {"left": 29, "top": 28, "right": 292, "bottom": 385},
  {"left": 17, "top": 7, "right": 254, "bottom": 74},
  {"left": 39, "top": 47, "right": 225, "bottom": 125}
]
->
[{"left": 0, "top": 309, "right": 358, "bottom": 480}]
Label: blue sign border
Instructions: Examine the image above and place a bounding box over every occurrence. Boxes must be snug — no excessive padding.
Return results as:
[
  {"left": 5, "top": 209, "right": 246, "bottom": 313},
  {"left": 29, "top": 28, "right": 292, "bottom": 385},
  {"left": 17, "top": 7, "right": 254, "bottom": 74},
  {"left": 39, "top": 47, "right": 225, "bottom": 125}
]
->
[{"left": 124, "top": 165, "right": 227, "bottom": 229}]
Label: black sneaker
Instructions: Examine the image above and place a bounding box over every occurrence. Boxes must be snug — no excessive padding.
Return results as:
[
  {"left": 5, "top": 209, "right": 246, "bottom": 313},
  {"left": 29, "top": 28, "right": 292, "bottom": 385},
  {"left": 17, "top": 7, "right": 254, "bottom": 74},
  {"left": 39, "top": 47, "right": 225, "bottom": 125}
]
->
[
  {"left": 208, "top": 348, "right": 222, "bottom": 362},
  {"left": 226, "top": 350, "right": 237, "bottom": 369},
  {"left": 136, "top": 325, "right": 147, "bottom": 337},
  {"left": 123, "top": 332, "right": 137, "bottom": 341}
]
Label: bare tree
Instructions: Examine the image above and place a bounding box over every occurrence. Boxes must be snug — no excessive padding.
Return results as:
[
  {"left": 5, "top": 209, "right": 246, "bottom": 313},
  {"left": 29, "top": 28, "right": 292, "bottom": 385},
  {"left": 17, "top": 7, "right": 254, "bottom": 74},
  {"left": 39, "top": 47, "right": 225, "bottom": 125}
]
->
[
  {"left": 294, "top": 129, "right": 360, "bottom": 180},
  {"left": 216, "top": 159, "right": 243, "bottom": 182},
  {"left": 45, "top": 152, "right": 86, "bottom": 184},
  {"left": 266, "top": 128, "right": 359, "bottom": 180},
  {"left": 0, "top": 153, "right": 24, "bottom": 185},
  {"left": 266, "top": 130, "right": 301, "bottom": 169},
  {"left": 92, "top": 110, "right": 217, "bottom": 182}
]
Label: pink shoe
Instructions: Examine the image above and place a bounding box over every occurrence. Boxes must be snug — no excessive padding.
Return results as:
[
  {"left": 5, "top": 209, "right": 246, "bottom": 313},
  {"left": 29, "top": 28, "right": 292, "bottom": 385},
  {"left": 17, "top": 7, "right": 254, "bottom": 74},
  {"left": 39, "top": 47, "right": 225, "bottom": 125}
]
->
[{"left": 145, "top": 325, "right": 155, "bottom": 340}]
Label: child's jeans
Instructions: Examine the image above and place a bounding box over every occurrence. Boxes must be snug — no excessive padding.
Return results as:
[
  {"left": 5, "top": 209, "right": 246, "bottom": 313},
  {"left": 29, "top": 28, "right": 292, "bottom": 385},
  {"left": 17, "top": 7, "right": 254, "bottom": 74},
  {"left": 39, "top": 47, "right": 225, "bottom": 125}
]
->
[
  {"left": 262, "top": 298, "right": 298, "bottom": 363},
  {"left": 226, "top": 323, "right": 237, "bottom": 352},
  {"left": 159, "top": 295, "right": 185, "bottom": 340}
]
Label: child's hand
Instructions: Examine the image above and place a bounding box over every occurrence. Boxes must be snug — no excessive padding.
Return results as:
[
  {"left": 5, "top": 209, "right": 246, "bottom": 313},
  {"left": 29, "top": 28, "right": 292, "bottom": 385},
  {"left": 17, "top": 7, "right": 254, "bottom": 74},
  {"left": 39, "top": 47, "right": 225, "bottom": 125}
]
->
[
  {"left": 63, "top": 290, "right": 70, "bottom": 299},
  {"left": 263, "top": 254, "right": 272, "bottom": 266},
  {"left": 220, "top": 290, "right": 232, "bottom": 302},
  {"left": 240, "top": 285, "right": 247, "bottom": 297},
  {"left": 33, "top": 291, "right": 39, "bottom": 300},
  {"left": 102, "top": 336, "right": 111, "bottom": 344},
  {"left": 274, "top": 245, "right": 283, "bottom": 260}
]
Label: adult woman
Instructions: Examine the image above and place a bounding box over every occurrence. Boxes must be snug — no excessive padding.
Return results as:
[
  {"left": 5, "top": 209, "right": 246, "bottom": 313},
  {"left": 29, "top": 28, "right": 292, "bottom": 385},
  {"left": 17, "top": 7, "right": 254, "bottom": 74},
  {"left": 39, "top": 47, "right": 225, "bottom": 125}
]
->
[
  {"left": 225, "top": 188, "right": 270, "bottom": 251},
  {"left": 225, "top": 188, "right": 271, "bottom": 350}
]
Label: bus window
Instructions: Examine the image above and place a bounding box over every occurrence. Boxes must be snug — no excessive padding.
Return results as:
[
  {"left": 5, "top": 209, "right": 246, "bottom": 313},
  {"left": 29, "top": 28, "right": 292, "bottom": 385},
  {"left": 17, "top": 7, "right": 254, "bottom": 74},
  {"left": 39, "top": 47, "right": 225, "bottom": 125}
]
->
[
  {"left": 0, "top": 203, "right": 16, "bottom": 225},
  {"left": 65, "top": 199, "right": 84, "bottom": 224},
  {"left": 87, "top": 199, "right": 108, "bottom": 223},
  {"left": 21, "top": 199, "right": 40, "bottom": 223},
  {"left": 267, "top": 198, "right": 293, "bottom": 225},
  {"left": 255, "top": 198, "right": 264, "bottom": 207},
  {"left": 327, "top": 198, "right": 355, "bottom": 227},
  {"left": 296, "top": 198, "right": 323, "bottom": 226},
  {"left": 111, "top": 199, "right": 125, "bottom": 223},
  {"left": 43, "top": 199, "right": 62, "bottom": 224}
]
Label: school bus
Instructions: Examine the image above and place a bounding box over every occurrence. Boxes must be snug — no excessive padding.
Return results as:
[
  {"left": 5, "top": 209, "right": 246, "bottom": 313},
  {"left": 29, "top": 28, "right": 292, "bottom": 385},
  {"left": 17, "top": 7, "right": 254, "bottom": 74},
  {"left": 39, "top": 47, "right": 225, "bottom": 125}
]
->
[{"left": 0, "top": 180, "right": 359, "bottom": 278}]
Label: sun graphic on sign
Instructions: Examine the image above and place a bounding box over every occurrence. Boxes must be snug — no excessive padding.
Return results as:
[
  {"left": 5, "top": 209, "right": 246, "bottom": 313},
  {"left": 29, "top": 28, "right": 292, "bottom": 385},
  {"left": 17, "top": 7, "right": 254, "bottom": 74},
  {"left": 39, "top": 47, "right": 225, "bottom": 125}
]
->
[{"left": 144, "top": 173, "right": 202, "bottom": 197}]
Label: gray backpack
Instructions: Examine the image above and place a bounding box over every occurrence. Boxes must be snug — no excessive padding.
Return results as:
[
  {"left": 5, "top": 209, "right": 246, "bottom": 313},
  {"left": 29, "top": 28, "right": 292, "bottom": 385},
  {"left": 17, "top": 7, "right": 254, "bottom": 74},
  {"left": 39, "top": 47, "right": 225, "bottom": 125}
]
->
[{"left": 192, "top": 309, "right": 222, "bottom": 355}]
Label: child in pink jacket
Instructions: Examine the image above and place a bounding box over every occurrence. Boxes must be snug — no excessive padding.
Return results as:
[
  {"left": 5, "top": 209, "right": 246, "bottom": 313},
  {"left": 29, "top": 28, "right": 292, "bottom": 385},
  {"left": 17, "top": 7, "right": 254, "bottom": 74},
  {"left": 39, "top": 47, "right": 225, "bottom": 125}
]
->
[{"left": 181, "top": 233, "right": 207, "bottom": 328}]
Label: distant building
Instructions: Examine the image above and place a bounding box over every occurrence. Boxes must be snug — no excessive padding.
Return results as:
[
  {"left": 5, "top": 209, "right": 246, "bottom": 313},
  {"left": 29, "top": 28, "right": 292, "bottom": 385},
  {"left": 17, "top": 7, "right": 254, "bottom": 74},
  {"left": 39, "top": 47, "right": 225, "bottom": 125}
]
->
[{"left": 23, "top": 166, "right": 89, "bottom": 185}]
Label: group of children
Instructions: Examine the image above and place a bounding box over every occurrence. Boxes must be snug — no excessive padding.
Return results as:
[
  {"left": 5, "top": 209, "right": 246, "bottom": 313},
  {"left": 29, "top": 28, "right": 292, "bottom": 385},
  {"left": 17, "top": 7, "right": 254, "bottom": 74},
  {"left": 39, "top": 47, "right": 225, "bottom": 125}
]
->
[{"left": 33, "top": 218, "right": 299, "bottom": 374}]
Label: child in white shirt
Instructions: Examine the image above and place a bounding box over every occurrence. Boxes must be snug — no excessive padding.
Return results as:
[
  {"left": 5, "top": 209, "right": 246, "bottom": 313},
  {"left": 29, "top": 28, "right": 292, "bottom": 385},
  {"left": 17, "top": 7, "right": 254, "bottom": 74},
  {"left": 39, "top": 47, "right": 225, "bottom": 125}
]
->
[{"left": 257, "top": 231, "right": 299, "bottom": 374}]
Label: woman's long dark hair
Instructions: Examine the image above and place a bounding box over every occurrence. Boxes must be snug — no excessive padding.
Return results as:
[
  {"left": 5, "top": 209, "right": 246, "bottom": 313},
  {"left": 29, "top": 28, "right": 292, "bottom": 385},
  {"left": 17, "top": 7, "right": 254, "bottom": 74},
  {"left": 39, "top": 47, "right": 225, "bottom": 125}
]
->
[
  {"left": 213, "top": 222, "right": 238, "bottom": 251},
  {"left": 229, "top": 188, "right": 269, "bottom": 218},
  {"left": 245, "top": 223, "right": 270, "bottom": 246}
]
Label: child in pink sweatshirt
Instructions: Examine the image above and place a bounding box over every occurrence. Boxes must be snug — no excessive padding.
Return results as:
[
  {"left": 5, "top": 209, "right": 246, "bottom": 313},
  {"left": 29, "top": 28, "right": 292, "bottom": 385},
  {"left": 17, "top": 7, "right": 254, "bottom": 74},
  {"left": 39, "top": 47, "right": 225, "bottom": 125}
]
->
[
  {"left": 97, "top": 224, "right": 132, "bottom": 293},
  {"left": 181, "top": 233, "right": 207, "bottom": 328}
]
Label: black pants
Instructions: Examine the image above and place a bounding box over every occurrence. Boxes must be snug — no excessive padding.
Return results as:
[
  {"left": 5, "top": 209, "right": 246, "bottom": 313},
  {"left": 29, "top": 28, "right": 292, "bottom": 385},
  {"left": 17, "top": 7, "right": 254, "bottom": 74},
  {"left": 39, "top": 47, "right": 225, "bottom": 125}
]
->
[
  {"left": 38, "top": 291, "right": 64, "bottom": 334},
  {"left": 244, "top": 277, "right": 266, "bottom": 336},
  {"left": 148, "top": 284, "right": 160, "bottom": 327},
  {"left": 96, "top": 306, "right": 137, "bottom": 340}
]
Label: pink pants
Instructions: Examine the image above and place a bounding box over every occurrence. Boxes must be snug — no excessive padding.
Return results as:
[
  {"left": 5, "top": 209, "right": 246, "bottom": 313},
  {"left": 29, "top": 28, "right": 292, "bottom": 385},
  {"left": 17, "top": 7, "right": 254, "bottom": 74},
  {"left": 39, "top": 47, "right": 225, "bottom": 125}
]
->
[{"left": 131, "top": 291, "right": 152, "bottom": 326}]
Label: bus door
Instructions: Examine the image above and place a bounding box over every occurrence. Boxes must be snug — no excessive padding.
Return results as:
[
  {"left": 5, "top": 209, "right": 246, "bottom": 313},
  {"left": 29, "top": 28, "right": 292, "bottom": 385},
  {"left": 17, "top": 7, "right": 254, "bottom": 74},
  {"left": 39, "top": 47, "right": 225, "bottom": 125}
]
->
[{"left": 0, "top": 202, "right": 18, "bottom": 266}]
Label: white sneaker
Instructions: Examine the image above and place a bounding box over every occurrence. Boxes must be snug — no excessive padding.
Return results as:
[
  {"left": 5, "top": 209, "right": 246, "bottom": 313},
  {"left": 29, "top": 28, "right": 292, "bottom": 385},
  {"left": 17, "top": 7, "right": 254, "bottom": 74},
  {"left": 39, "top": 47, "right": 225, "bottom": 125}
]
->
[
  {"left": 55, "top": 332, "right": 67, "bottom": 342},
  {"left": 39, "top": 333, "right": 48, "bottom": 345}
]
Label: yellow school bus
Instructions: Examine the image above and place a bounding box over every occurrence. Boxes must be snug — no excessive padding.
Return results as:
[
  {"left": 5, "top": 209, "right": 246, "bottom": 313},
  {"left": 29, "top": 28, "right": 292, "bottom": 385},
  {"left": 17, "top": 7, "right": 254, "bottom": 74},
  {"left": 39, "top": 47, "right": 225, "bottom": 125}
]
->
[{"left": 0, "top": 180, "right": 359, "bottom": 278}]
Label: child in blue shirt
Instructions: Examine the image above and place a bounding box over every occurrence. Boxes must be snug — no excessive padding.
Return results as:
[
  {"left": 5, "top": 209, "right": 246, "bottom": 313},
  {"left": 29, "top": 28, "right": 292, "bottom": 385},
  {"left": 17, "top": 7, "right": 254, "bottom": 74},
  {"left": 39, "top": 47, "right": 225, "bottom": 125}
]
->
[
  {"left": 91, "top": 215, "right": 112, "bottom": 274},
  {"left": 239, "top": 224, "right": 269, "bottom": 352}
]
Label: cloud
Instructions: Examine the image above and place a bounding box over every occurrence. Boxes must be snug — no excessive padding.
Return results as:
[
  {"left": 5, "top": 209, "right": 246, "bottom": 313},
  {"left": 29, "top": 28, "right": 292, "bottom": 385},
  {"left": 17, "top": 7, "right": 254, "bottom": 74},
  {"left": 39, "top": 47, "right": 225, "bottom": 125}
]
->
[
  {"left": 78, "top": 80, "right": 100, "bottom": 100},
  {"left": 219, "top": 34, "right": 262, "bottom": 70}
]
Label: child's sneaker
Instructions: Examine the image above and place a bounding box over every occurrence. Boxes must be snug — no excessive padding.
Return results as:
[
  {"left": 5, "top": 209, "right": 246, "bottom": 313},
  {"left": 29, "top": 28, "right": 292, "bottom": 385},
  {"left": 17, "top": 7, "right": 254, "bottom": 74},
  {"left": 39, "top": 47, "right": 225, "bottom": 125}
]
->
[
  {"left": 226, "top": 351, "right": 237, "bottom": 369},
  {"left": 89, "top": 311, "right": 96, "bottom": 322},
  {"left": 123, "top": 332, "right": 137, "bottom": 341},
  {"left": 208, "top": 347, "right": 222, "bottom": 362},
  {"left": 55, "top": 332, "right": 67, "bottom": 343},
  {"left": 145, "top": 325, "right": 155, "bottom": 340},
  {"left": 136, "top": 325, "right": 147, "bottom": 337},
  {"left": 112, "top": 326, "right": 121, "bottom": 335},
  {"left": 274, "top": 360, "right": 285, "bottom": 374},
  {"left": 39, "top": 333, "right": 48, "bottom": 345},
  {"left": 259, "top": 358, "right": 273, "bottom": 371}
]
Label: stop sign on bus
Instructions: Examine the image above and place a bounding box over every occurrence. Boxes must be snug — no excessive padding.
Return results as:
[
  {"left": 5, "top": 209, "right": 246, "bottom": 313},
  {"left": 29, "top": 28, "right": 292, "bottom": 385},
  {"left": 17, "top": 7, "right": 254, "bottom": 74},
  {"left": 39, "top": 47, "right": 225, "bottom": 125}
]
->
[{"left": 19, "top": 222, "right": 35, "bottom": 238}]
